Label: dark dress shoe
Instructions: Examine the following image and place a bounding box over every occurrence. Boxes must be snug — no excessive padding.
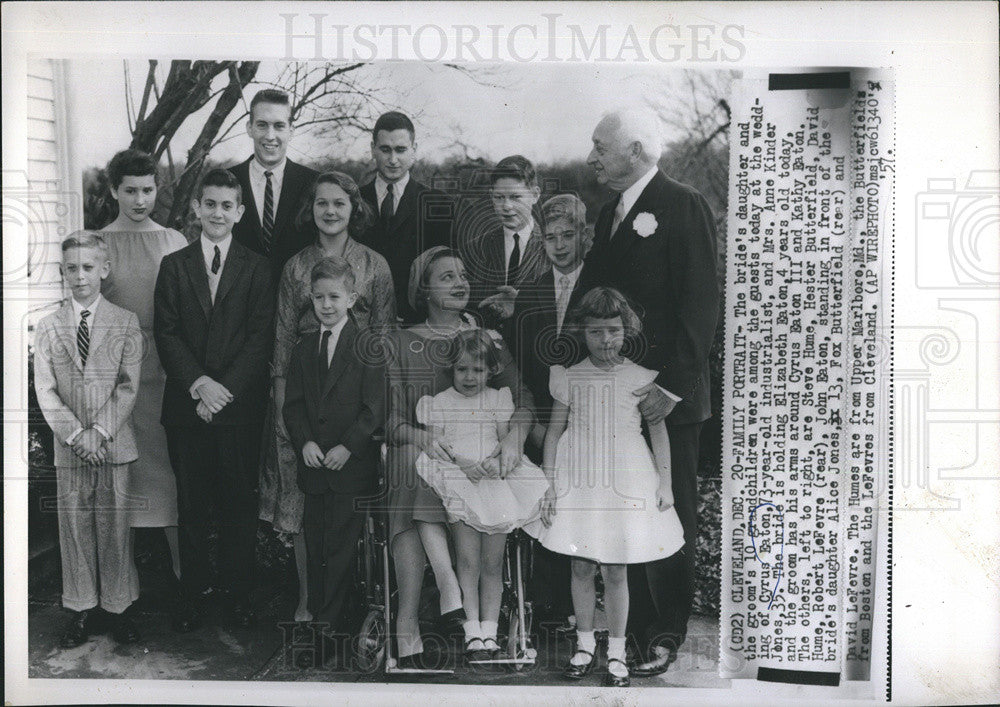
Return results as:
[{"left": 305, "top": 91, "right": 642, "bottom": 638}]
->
[
  {"left": 631, "top": 645, "right": 677, "bottom": 677},
  {"left": 604, "top": 658, "right": 631, "bottom": 687},
  {"left": 111, "top": 612, "right": 141, "bottom": 644},
  {"left": 228, "top": 600, "right": 257, "bottom": 628},
  {"left": 464, "top": 638, "right": 491, "bottom": 664},
  {"left": 59, "top": 610, "right": 93, "bottom": 648},
  {"left": 562, "top": 649, "right": 597, "bottom": 679}
]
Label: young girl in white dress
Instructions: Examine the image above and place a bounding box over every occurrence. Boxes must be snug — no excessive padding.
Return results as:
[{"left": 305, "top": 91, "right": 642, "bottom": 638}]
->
[
  {"left": 526, "top": 286, "right": 685, "bottom": 687},
  {"left": 415, "top": 329, "right": 548, "bottom": 662}
]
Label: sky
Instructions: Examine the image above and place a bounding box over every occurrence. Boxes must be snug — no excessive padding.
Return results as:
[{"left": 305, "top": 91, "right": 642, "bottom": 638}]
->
[{"left": 64, "top": 58, "right": 728, "bottom": 171}]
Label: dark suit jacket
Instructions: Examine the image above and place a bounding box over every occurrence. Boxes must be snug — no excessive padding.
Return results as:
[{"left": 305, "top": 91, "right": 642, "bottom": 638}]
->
[
  {"left": 583, "top": 170, "right": 720, "bottom": 425},
  {"left": 510, "top": 268, "right": 590, "bottom": 428},
  {"left": 229, "top": 157, "right": 318, "bottom": 283},
  {"left": 359, "top": 177, "right": 453, "bottom": 323},
  {"left": 283, "top": 319, "right": 385, "bottom": 495},
  {"left": 460, "top": 223, "right": 549, "bottom": 312},
  {"left": 154, "top": 239, "right": 275, "bottom": 427}
]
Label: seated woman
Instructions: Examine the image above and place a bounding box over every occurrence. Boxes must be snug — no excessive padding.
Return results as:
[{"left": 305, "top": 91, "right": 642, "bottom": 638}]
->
[{"left": 383, "top": 246, "right": 535, "bottom": 669}]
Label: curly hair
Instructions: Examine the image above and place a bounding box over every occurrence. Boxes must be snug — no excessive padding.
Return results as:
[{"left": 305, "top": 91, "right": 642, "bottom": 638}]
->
[
  {"left": 296, "top": 171, "right": 374, "bottom": 241},
  {"left": 565, "top": 286, "right": 643, "bottom": 339},
  {"left": 446, "top": 328, "right": 503, "bottom": 377}
]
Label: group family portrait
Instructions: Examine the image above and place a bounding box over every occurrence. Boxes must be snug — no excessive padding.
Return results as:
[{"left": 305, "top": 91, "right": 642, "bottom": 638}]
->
[{"left": 26, "top": 58, "right": 733, "bottom": 689}]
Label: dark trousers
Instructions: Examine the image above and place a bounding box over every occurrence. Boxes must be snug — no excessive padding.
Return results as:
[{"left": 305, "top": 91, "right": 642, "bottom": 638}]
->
[
  {"left": 303, "top": 490, "right": 365, "bottom": 634},
  {"left": 166, "top": 425, "right": 258, "bottom": 601},
  {"left": 626, "top": 421, "right": 703, "bottom": 660}
]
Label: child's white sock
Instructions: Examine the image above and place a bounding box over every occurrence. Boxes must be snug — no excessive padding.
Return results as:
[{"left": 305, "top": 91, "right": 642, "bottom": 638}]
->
[
  {"left": 607, "top": 636, "right": 628, "bottom": 676},
  {"left": 463, "top": 620, "right": 481, "bottom": 640},
  {"left": 480, "top": 620, "right": 498, "bottom": 643},
  {"left": 572, "top": 629, "right": 596, "bottom": 665}
]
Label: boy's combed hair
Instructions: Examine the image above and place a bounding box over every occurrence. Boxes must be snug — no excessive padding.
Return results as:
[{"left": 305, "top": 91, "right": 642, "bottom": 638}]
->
[
  {"left": 490, "top": 154, "right": 537, "bottom": 188},
  {"left": 541, "top": 193, "right": 587, "bottom": 232},
  {"left": 566, "top": 286, "right": 643, "bottom": 338},
  {"left": 446, "top": 328, "right": 503, "bottom": 376},
  {"left": 196, "top": 168, "right": 243, "bottom": 204},
  {"left": 250, "top": 88, "right": 291, "bottom": 121},
  {"left": 296, "top": 171, "right": 374, "bottom": 239},
  {"left": 61, "top": 230, "right": 110, "bottom": 261},
  {"left": 311, "top": 256, "right": 357, "bottom": 292},
  {"left": 372, "top": 111, "right": 415, "bottom": 141},
  {"left": 106, "top": 149, "right": 157, "bottom": 188}
]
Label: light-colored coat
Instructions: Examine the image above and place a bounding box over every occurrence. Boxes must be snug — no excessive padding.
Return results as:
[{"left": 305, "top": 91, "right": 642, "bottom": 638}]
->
[{"left": 33, "top": 298, "right": 143, "bottom": 467}]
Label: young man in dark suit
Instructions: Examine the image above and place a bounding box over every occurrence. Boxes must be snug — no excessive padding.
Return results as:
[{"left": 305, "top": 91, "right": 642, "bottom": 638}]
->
[
  {"left": 582, "top": 107, "right": 720, "bottom": 676},
  {"left": 461, "top": 155, "right": 550, "bottom": 325},
  {"left": 154, "top": 169, "right": 275, "bottom": 631},
  {"left": 282, "top": 257, "right": 385, "bottom": 667},
  {"left": 229, "top": 89, "right": 318, "bottom": 283},
  {"left": 358, "top": 111, "right": 453, "bottom": 323},
  {"left": 510, "top": 193, "right": 593, "bottom": 632}
]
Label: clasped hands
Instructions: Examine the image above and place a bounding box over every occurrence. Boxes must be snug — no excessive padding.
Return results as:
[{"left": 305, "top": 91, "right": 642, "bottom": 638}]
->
[
  {"left": 71, "top": 428, "right": 107, "bottom": 466},
  {"left": 302, "top": 442, "right": 351, "bottom": 471},
  {"left": 424, "top": 432, "right": 521, "bottom": 483},
  {"left": 192, "top": 377, "right": 234, "bottom": 423}
]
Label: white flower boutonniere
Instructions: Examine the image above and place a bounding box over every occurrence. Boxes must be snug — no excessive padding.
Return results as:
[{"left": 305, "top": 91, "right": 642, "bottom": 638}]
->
[{"left": 633, "top": 212, "right": 658, "bottom": 238}]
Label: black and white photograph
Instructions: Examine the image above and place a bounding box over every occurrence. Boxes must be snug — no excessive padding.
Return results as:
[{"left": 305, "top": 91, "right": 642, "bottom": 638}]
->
[{"left": 4, "top": 3, "right": 999, "bottom": 706}]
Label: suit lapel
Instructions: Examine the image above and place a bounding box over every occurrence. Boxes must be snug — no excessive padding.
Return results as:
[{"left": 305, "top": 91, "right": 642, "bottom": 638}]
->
[
  {"left": 322, "top": 319, "right": 356, "bottom": 396},
  {"left": 182, "top": 244, "right": 213, "bottom": 320},
  {"left": 608, "top": 171, "right": 667, "bottom": 263},
  {"left": 487, "top": 229, "right": 505, "bottom": 284},
  {"left": 236, "top": 158, "right": 261, "bottom": 230},
  {"left": 274, "top": 160, "right": 304, "bottom": 232},
  {"left": 214, "top": 241, "right": 245, "bottom": 307},
  {"left": 84, "top": 301, "right": 114, "bottom": 371},
  {"left": 514, "top": 223, "right": 545, "bottom": 287},
  {"left": 56, "top": 303, "right": 84, "bottom": 372},
  {"left": 388, "top": 179, "right": 419, "bottom": 234}
]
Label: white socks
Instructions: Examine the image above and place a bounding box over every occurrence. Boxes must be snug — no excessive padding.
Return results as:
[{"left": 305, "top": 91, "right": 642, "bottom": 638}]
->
[
  {"left": 480, "top": 620, "right": 498, "bottom": 643},
  {"left": 571, "top": 629, "right": 596, "bottom": 665},
  {"left": 463, "top": 619, "right": 483, "bottom": 648}
]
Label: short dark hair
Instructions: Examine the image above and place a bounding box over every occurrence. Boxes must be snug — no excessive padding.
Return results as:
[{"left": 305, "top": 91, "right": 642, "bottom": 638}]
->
[
  {"left": 490, "top": 154, "right": 537, "bottom": 188},
  {"left": 296, "top": 171, "right": 374, "bottom": 240},
  {"left": 566, "top": 286, "right": 643, "bottom": 339},
  {"left": 310, "top": 256, "right": 357, "bottom": 291},
  {"left": 195, "top": 168, "right": 243, "bottom": 204},
  {"left": 372, "top": 111, "right": 415, "bottom": 143},
  {"left": 249, "top": 89, "right": 292, "bottom": 122},
  {"left": 106, "top": 149, "right": 157, "bottom": 188},
  {"left": 446, "top": 329, "right": 503, "bottom": 377}
]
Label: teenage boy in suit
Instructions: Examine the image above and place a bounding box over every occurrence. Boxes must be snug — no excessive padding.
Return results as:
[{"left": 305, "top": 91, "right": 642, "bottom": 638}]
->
[
  {"left": 154, "top": 169, "right": 275, "bottom": 631},
  {"left": 282, "top": 257, "right": 385, "bottom": 667},
  {"left": 229, "top": 89, "right": 318, "bottom": 283},
  {"left": 34, "top": 232, "right": 144, "bottom": 648},
  {"left": 510, "top": 194, "right": 593, "bottom": 633},
  {"left": 461, "top": 155, "right": 549, "bottom": 333},
  {"left": 359, "top": 111, "right": 453, "bottom": 323},
  {"left": 583, "top": 107, "right": 720, "bottom": 675}
]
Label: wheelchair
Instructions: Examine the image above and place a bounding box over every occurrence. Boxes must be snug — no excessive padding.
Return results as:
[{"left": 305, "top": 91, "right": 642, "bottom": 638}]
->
[{"left": 352, "top": 440, "right": 538, "bottom": 674}]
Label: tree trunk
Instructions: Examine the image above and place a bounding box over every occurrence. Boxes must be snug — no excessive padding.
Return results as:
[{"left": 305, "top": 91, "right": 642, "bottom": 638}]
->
[{"left": 166, "top": 61, "right": 260, "bottom": 232}]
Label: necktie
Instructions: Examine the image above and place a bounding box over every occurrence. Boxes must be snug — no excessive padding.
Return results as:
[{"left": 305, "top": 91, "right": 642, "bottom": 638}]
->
[
  {"left": 610, "top": 197, "right": 625, "bottom": 239},
  {"left": 507, "top": 232, "right": 521, "bottom": 284},
  {"left": 211, "top": 245, "right": 221, "bottom": 274},
  {"left": 556, "top": 274, "right": 572, "bottom": 334},
  {"left": 319, "top": 329, "right": 332, "bottom": 377},
  {"left": 78, "top": 310, "right": 91, "bottom": 367},
  {"left": 380, "top": 182, "right": 395, "bottom": 228},
  {"left": 262, "top": 170, "right": 275, "bottom": 253}
]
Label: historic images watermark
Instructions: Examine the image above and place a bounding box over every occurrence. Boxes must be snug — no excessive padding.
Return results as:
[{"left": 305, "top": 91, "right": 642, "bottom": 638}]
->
[{"left": 281, "top": 13, "right": 747, "bottom": 64}]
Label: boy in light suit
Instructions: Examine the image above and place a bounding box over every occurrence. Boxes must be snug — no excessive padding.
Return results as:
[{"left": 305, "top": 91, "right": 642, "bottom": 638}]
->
[
  {"left": 283, "top": 257, "right": 385, "bottom": 667},
  {"left": 34, "top": 232, "right": 144, "bottom": 648}
]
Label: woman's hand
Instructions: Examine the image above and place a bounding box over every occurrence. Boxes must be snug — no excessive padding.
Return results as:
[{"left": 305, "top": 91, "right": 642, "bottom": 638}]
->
[
  {"left": 493, "top": 433, "right": 523, "bottom": 478},
  {"left": 540, "top": 485, "right": 558, "bottom": 527},
  {"left": 422, "top": 430, "right": 455, "bottom": 463},
  {"left": 459, "top": 459, "right": 487, "bottom": 483},
  {"left": 656, "top": 480, "right": 675, "bottom": 512}
]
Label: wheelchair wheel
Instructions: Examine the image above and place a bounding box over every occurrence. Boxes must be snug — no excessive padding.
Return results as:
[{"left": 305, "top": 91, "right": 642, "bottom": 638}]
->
[
  {"left": 355, "top": 608, "right": 387, "bottom": 673},
  {"left": 504, "top": 603, "right": 537, "bottom": 671}
]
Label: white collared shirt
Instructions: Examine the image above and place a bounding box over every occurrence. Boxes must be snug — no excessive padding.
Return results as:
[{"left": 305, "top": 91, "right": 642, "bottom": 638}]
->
[
  {"left": 375, "top": 172, "right": 409, "bottom": 216},
  {"left": 200, "top": 233, "right": 233, "bottom": 302},
  {"left": 617, "top": 164, "right": 659, "bottom": 221},
  {"left": 318, "top": 316, "right": 349, "bottom": 368},
  {"left": 502, "top": 220, "right": 535, "bottom": 284},
  {"left": 71, "top": 293, "right": 101, "bottom": 329},
  {"left": 249, "top": 157, "right": 286, "bottom": 224},
  {"left": 552, "top": 263, "right": 582, "bottom": 334}
]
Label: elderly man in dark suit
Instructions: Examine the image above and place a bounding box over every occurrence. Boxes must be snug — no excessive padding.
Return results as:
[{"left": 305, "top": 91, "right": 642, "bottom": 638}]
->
[
  {"left": 229, "top": 89, "right": 318, "bottom": 283},
  {"left": 582, "top": 107, "right": 720, "bottom": 676},
  {"left": 358, "top": 111, "right": 453, "bottom": 323}
]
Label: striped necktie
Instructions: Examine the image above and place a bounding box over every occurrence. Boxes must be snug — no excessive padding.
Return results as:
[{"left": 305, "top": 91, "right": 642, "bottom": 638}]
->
[
  {"left": 78, "top": 309, "right": 91, "bottom": 367},
  {"left": 262, "top": 170, "right": 275, "bottom": 253}
]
